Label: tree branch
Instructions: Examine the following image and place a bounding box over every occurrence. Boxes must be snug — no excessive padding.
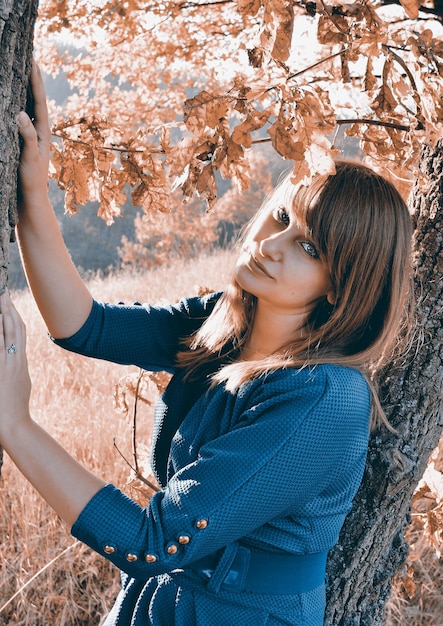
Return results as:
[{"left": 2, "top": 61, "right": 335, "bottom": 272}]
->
[
  {"left": 286, "top": 48, "right": 349, "bottom": 81},
  {"left": 178, "top": 0, "right": 235, "bottom": 8},
  {"left": 336, "top": 118, "right": 410, "bottom": 131},
  {"left": 250, "top": 117, "right": 411, "bottom": 148}
]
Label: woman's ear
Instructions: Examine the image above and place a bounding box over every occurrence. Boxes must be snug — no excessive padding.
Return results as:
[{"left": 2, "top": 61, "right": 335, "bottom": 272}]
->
[{"left": 326, "top": 291, "right": 336, "bottom": 306}]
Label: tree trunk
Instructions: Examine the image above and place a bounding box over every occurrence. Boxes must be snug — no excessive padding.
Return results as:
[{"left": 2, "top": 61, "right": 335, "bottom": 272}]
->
[
  {"left": 325, "top": 141, "right": 443, "bottom": 624},
  {"left": 0, "top": 0, "right": 38, "bottom": 290},
  {"left": 0, "top": 0, "right": 38, "bottom": 475}
]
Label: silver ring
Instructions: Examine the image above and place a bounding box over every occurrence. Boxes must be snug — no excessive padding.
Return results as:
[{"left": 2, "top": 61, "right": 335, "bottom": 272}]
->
[{"left": 7, "top": 343, "right": 17, "bottom": 354}]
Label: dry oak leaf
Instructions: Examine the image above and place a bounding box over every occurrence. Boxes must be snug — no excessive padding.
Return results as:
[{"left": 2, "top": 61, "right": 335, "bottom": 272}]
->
[
  {"left": 231, "top": 109, "right": 271, "bottom": 148},
  {"left": 179, "top": 161, "right": 218, "bottom": 210},
  {"left": 290, "top": 159, "right": 312, "bottom": 187},
  {"left": 196, "top": 163, "right": 218, "bottom": 209},
  {"left": 399, "top": 0, "right": 421, "bottom": 19},
  {"left": 51, "top": 142, "right": 93, "bottom": 213},
  {"left": 94, "top": 147, "right": 115, "bottom": 175},
  {"left": 317, "top": 13, "right": 348, "bottom": 45},
  {"left": 222, "top": 140, "right": 250, "bottom": 191},
  {"left": 168, "top": 135, "right": 205, "bottom": 178},
  {"left": 131, "top": 181, "right": 170, "bottom": 214},
  {"left": 371, "top": 82, "right": 398, "bottom": 115},
  {"left": 304, "top": 134, "right": 338, "bottom": 177},
  {"left": 128, "top": 155, "right": 170, "bottom": 214},
  {"left": 233, "top": 85, "right": 253, "bottom": 115},
  {"left": 184, "top": 91, "right": 229, "bottom": 134},
  {"left": 237, "top": 0, "right": 262, "bottom": 15},
  {"left": 98, "top": 179, "right": 126, "bottom": 225},
  {"left": 260, "top": 0, "right": 294, "bottom": 63},
  {"left": 267, "top": 119, "right": 305, "bottom": 161},
  {"left": 365, "top": 56, "right": 377, "bottom": 92},
  {"left": 400, "top": 566, "right": 418, "bottom": 600}
]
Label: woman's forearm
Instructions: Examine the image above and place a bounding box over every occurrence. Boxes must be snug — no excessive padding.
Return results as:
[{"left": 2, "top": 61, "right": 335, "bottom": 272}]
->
[
  {"left": 2, "top": 414, "right": 105, "bottom": 527},
  {"left": 16, "top": 198, "right": 93, "bottom": 339}
]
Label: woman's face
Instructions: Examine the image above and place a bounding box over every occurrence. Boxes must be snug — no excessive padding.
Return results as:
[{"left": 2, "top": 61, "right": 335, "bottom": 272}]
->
[{"left": 235, "top": 203, "right": 334, "bottom": 325}]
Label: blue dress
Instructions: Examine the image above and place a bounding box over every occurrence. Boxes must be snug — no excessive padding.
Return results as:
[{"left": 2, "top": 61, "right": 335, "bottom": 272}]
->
[{"left": 54, "top": 293, "right": 371, "bottom": 625}]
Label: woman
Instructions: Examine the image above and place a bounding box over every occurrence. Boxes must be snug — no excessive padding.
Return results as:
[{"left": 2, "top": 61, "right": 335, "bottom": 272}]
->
[{"left": 0, "top": 64, "right": 413, "bottom": 625}]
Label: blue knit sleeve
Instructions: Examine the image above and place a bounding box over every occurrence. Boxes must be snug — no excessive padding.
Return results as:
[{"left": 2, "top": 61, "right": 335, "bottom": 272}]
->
[
  {"left": 71, "top": 365, "right": 371, "bottom": 580},
  {"left": 52, "top": 292, "right": 221, "bottom": 372}
]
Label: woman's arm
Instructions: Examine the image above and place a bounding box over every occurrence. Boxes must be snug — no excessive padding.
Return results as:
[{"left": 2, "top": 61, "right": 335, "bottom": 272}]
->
[
  {"left": 0, "top": 292, "right": 104, "bottom": 526},
  {"left": 16, "top": 63, "right": 93, "bottom": 338}
]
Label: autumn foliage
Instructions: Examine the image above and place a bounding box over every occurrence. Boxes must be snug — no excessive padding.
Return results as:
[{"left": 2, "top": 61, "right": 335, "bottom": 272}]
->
[{"left": 35, "top": 0, "right": 443, "bottom": 226}]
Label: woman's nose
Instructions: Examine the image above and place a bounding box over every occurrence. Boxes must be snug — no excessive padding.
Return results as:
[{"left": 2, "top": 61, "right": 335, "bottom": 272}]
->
[{"left": 259, "top": 231, "right": 286, "bottom": 260}]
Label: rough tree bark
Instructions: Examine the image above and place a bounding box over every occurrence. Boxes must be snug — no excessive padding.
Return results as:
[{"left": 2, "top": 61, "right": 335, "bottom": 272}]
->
[
  {"left": 0, "top": 0, "right": 38, "bottom": 475},
  {"left": 325, "top": 142, "right": 443, "bottom": 624},
  {"left": 0, "top": 0, "right": 38, "bottom": 290}
]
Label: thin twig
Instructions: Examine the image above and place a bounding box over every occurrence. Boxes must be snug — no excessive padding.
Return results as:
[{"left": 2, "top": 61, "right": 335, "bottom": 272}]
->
[
  {"left": 113, "top": 439, "right": 161, "bottom": 492},
  {"left": 132, "top": 369, "right": 145, "bottom": 476},
  {"left": 52, "top": 130, "right": 158, "bottom": 154},
  {"left": 383, "top": 44, "right": 423, "bottom": 119},
  {"left": 286, "top": 48, "right": 348, "bottom": 81}
]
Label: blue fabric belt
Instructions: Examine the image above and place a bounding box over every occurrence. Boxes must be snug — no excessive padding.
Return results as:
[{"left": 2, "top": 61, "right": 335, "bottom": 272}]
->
[{"left": 190, "top": 546, "right": 328, "bottom": 595}]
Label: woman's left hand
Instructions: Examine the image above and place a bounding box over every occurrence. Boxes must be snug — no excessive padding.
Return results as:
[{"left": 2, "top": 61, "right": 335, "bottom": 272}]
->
[
  {"left": 0, "top": 290, "right": 105, "bottom": 526},
  {"left": 0, "top": 291, "right": 32, "bottom": 443}
]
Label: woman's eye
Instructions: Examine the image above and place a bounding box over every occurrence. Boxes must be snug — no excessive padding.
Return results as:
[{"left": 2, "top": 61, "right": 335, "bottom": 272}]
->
[
  {"left": 301, "top": 241, "right": 319, "bottom": 259},
  {"left": 276, "top": 207, "right": 290, "bottom": 225}
]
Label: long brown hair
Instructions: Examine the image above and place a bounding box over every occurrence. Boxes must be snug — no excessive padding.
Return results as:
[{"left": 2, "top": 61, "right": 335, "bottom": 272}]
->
[{"left": 178, "top": 160, "right": 414, "bottom": 428}]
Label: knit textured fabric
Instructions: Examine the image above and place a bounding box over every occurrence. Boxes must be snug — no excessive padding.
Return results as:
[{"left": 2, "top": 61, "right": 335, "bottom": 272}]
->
[{"left": 54, "top": 293, "right": 371, "bottom": 625}]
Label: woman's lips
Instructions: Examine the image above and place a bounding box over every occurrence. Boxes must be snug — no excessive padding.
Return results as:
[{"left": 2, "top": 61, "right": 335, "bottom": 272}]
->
[{"left": 248, "top": 251, "right": 273, "bottom": 279}]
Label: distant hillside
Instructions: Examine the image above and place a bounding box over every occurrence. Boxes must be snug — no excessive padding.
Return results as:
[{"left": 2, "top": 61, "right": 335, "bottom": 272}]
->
[{"left": 9, "top": 182, "right": 137, "bottom": 289}]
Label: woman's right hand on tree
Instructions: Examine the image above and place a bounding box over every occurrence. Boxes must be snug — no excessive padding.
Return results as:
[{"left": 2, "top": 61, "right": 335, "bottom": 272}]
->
[
  {"left": 15, "top": 61, "right": 93, "bottom": 340},
  {"left": 17, "top": 62, "right": 51, "bottom": 215}
]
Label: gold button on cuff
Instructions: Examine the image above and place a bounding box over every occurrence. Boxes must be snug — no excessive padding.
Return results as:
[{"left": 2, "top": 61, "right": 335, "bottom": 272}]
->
[
  {"left": 126, "top": 553, "right": 138, "bottom": 562},
  {"left": 167, "top": 544, "right": 178, "bottom": 555},
  {"left": 178, "top": 535, "right": 190, "bottom": 545},
  {"left": 145, "top": 554, "right": 157, "bottom": 563},
  {"left": 196, "top": 518, "right": 208, "bottom": 529},
  {"left": 103, "top": 545, "right": 115, "bottom": 554}
]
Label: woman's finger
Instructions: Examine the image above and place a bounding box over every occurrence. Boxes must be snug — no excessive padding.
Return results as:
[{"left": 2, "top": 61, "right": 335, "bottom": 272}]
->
[
  {"left": 0, "top": 293, "right": 18, "bottom": 356},
  {"left": 0, "top": 293, "right": 27, "bottom": 357},
  {"left": 17, "top": 63, "right": 50, "bottom": 168},
  {"left": 17, "top": 63, "right": 51, "bottom": 203},
  {"left": 30, "top": 61, "right": 51, "bottom": 159},
  {"left": 8, "top": 295, "right": 26, "bottom": 356},
  {"left": 0, "top": 312, "right": 4, "bottom": 354},
  {"left": 0, "top": 294, "right": 32, "bottom": 444},
  {"left": 17, "top": 110, "right": 39, "bottom": 155}
]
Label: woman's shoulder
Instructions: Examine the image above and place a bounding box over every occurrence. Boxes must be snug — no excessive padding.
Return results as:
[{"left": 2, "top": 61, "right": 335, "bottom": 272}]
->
[
  {"left": 169, "top": 291, "right": 223, "bottom": 317},
  {"left": 232, "top": 364, "right": 370, "bottom": 437},
  {"left": 248, "top": 364, "right": 370, "bottom": 418},
  {"left": 263, "top": 363, "right": 368, "bottom": 390}
]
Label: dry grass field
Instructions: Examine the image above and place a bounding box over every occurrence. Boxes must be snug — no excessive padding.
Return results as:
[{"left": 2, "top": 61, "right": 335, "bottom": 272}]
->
[{"left": 0, "top": 248, "right": 442, "bottom": 625}]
